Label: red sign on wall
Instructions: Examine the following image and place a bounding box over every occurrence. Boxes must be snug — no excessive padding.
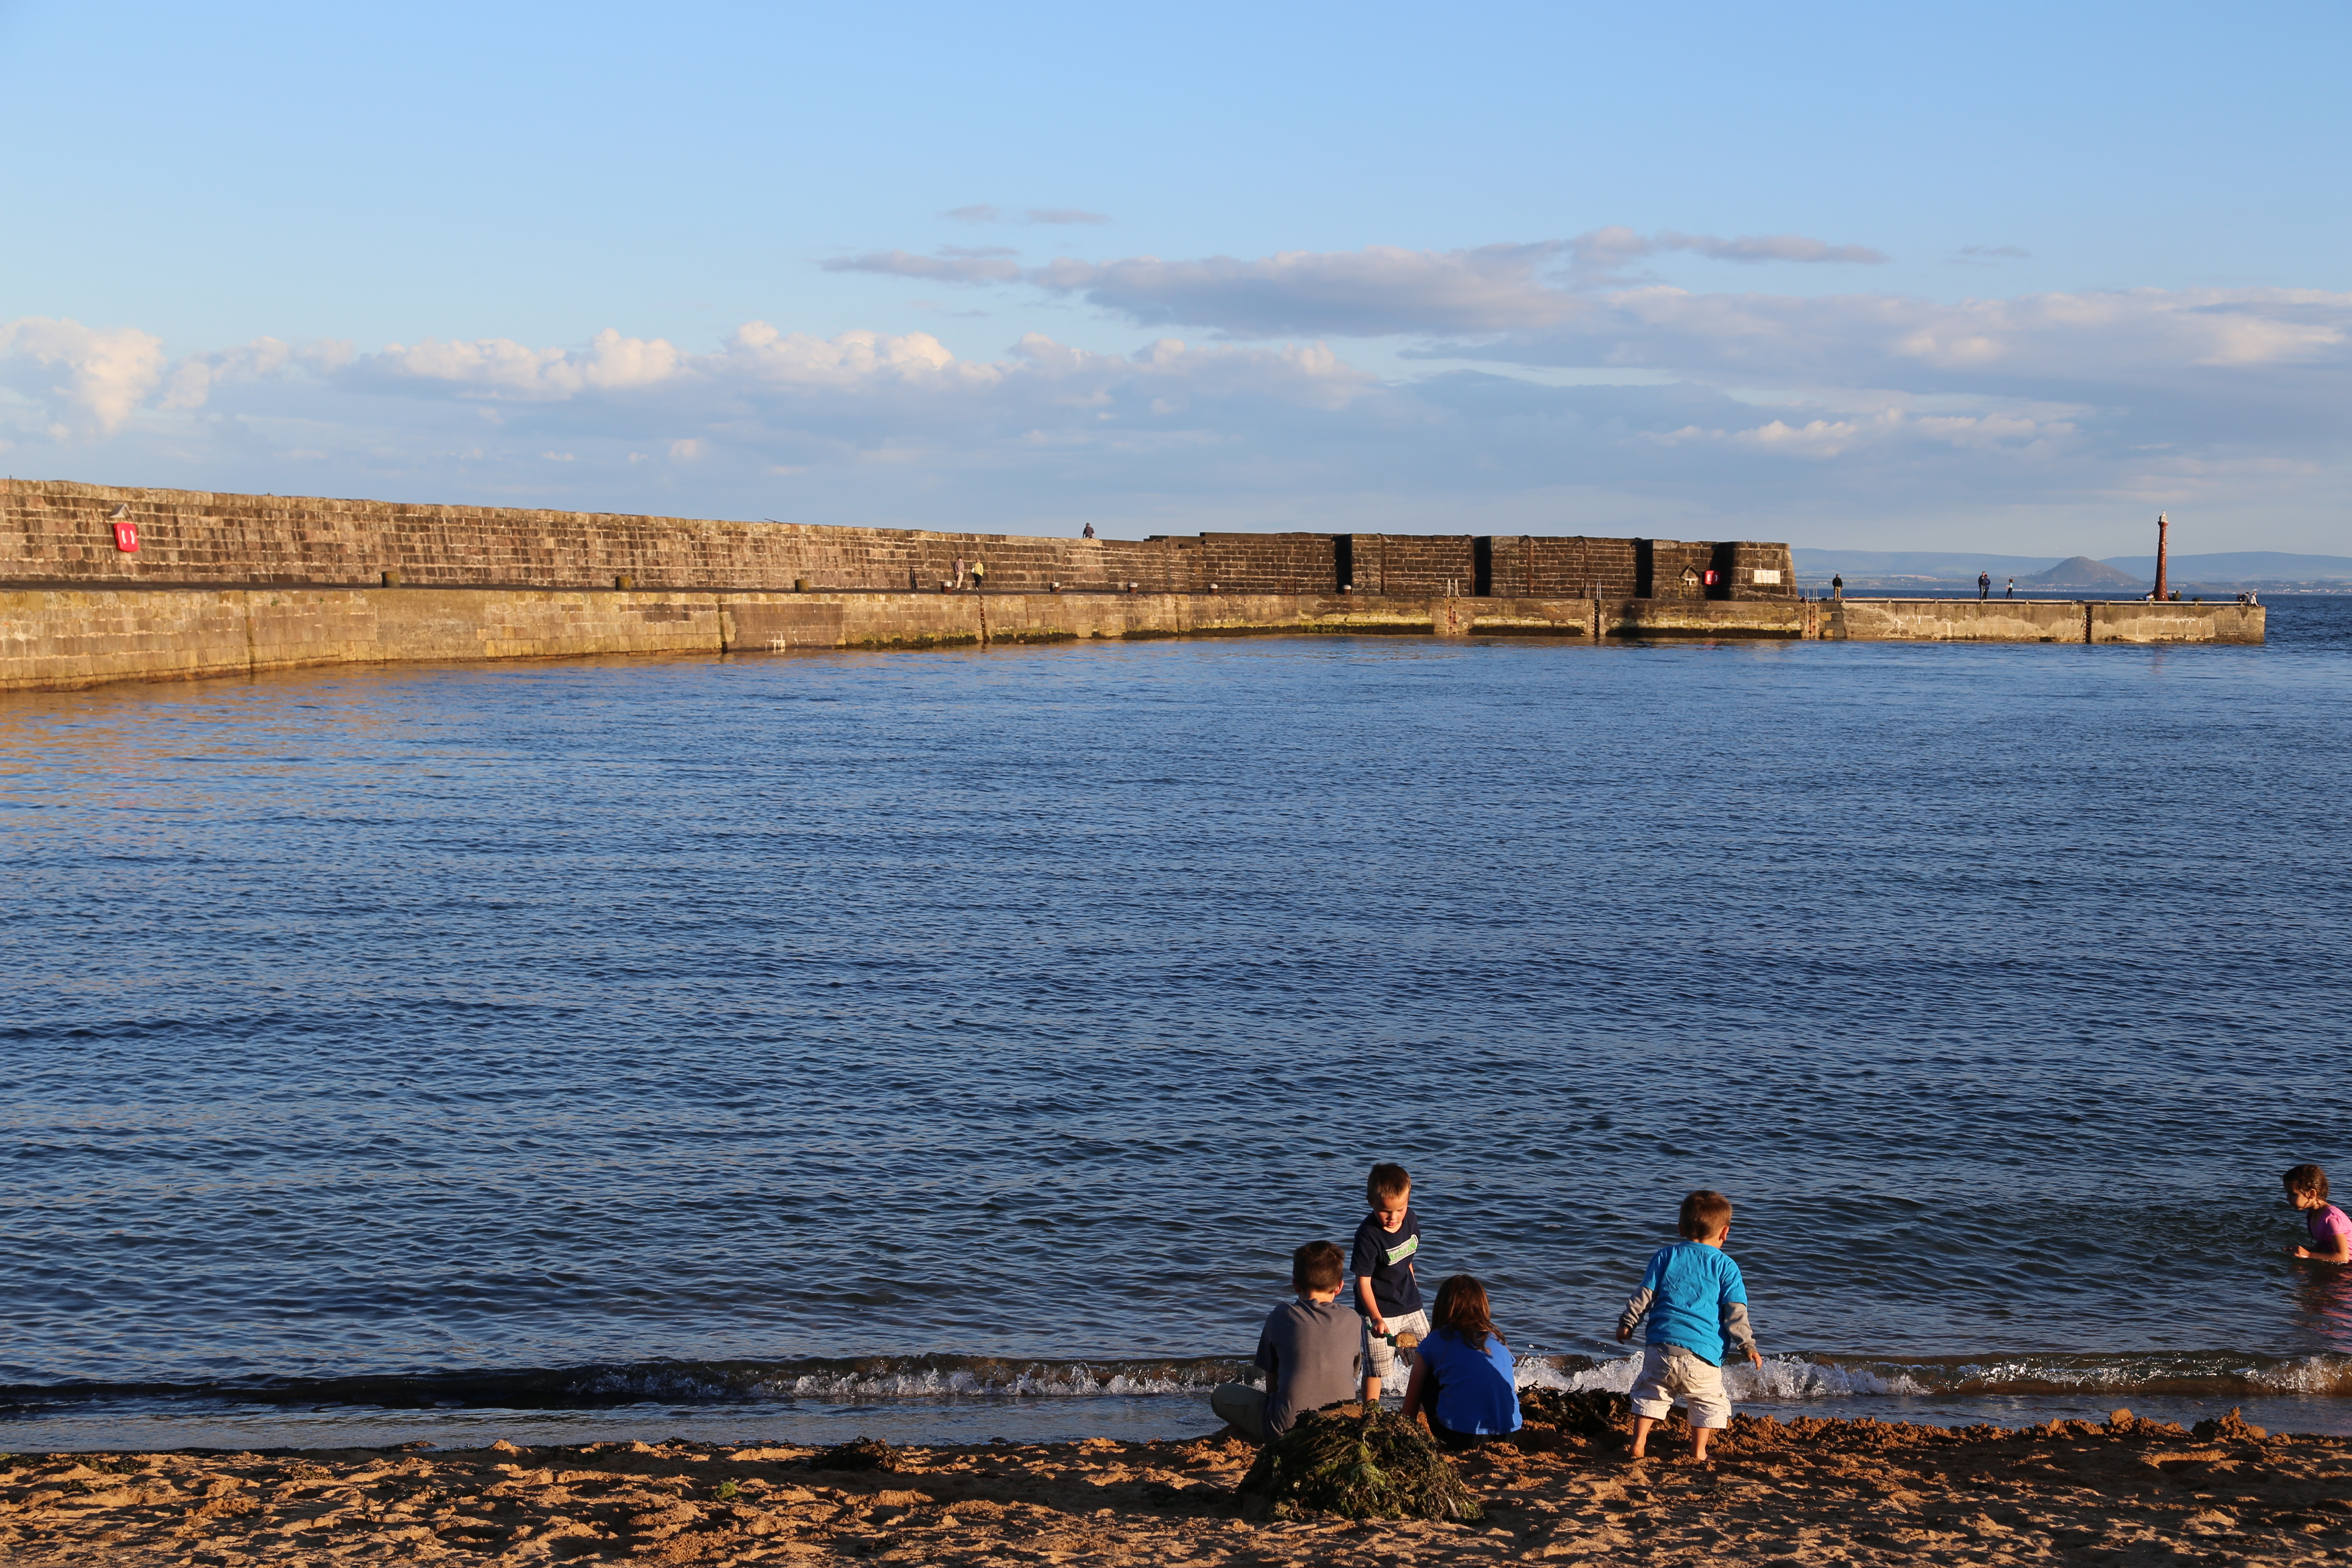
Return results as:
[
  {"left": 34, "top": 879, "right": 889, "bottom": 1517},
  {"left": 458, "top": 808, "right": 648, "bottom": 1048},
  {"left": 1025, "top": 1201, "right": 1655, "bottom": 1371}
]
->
[{"left": 113, "top": 520, "right": 140, "bottom": 552}]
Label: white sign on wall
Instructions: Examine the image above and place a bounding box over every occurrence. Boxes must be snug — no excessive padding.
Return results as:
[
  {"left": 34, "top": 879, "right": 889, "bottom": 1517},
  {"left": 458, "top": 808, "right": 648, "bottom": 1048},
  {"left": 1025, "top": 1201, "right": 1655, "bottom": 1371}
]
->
[{"left": 1752, "top": 567, "right": 1782, "bottom": 585}]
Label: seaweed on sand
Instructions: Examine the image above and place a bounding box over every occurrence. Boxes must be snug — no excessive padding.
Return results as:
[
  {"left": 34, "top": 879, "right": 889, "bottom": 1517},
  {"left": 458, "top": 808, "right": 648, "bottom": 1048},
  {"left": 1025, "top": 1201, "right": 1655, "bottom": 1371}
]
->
[
  {"left": 1237, "top": 1406, "right": 1483, "bottom": 1522},
  {"left": 809, "top": 1437, "right": 897, "bottom": 1472},
  {"left": 1518, "top": 1387, "right": 1632, "bottom": 1442}
]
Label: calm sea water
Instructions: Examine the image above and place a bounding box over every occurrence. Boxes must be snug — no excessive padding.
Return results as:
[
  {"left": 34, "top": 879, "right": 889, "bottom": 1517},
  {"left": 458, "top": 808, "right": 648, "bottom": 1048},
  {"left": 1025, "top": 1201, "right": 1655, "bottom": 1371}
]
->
[{"left": 3, "top": 598, "right": 2349, "bottom": 1449}]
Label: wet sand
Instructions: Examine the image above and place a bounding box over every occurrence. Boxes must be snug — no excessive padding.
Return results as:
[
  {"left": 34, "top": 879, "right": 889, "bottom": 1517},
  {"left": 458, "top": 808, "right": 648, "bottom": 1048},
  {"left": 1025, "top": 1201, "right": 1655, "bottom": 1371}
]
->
[{"left": 5, "top": 1408, "right": 2348, "bottom": 1565}]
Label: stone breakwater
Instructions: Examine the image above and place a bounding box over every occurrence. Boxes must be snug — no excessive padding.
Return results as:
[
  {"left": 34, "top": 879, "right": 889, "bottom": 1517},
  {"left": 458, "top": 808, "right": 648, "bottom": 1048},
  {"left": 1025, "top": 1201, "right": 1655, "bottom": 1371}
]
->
[
  {"left": 0, "top": 586, "right": 2266, "bottom": 693},
  {"left": 0, "top": 477, "right": 1796, "bottom": 601},
  {"left": 0, "top": 478, "right": 2263, "bottom": 692}
]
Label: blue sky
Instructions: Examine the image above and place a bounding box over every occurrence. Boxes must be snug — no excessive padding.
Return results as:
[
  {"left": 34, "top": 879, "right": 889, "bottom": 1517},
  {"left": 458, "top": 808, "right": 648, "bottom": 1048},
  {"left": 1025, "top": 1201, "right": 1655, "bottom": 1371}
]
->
[{"left": 3, "top": 0, "right": 2348, "bottom": 553}]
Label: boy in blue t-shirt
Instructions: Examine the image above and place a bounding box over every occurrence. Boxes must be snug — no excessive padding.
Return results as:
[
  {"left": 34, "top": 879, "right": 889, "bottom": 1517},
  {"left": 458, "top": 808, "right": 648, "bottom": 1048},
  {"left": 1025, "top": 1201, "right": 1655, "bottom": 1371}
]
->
[
  {"left": 1615, "top": 1189, "right": 1762, "bottom": 1462},
  {"left": 1351, "top": 1162, "right": 1426, "bottom": 1403}
]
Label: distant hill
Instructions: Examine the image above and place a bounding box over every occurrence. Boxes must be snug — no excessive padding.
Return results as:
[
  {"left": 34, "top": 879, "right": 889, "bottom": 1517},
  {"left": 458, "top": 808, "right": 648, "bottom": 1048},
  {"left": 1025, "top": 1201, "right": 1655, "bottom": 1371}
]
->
[
  {"left": 2031, "top": 555, "right": 2141, "bottom": 587},
  {"left": 2100, "top": 551, "right": 2352, "bottom": 582},
  {"left": 1792, "top": 550, "right": 2058, "bottom": 579},
  {"left": 1793, "top": 547, "right": 2352, "bottom": 585}
]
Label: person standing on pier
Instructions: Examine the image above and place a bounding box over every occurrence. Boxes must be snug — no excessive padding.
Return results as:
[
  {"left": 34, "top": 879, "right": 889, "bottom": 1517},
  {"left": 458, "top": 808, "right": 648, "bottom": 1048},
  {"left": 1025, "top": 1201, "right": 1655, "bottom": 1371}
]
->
[
  {"left": 1831, "top": 574, "right": 1843, "bottom": 600},
  {"left": 1978, "top": 571, "right": 1991, "bottom": 601}
]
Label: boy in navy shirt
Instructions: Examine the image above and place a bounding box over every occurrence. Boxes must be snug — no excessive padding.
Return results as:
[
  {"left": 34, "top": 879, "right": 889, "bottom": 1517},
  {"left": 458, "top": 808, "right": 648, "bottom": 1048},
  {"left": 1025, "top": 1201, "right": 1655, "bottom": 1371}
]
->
[
  {"left": 1616, "top": 1189, "right": 1762, "bottom": 1462},
  {"left": 1351, "top": 1162, "right": 1426, "bottom": 1403}
]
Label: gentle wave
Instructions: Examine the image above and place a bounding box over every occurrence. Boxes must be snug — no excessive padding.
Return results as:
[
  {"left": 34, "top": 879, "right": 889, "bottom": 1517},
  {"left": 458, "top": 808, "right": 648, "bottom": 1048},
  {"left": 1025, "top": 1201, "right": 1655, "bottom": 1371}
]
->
[
  {"left": 9, "top": 1348, "right": 2352, "bottom": 1415},
  {"left": 1519, "top": 1354, "right": 1925, "bottom": 1399},
  {"left": 1517, "top": 1351, "right": 2352, "bottom": 1401},
  {"left": 0, "top": 1355, "right": 1251, "bottom": 1412}
]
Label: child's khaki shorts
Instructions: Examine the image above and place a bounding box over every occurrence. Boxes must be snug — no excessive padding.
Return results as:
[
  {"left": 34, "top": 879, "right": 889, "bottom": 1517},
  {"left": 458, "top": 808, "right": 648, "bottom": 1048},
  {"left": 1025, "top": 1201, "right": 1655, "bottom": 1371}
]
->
[
  {"left": 1629, "top": 1342, "right": 1732, "bottom": 1429},
  {"left": 1364, "top": 1309, "right": 1430, "bottom": 1385}
]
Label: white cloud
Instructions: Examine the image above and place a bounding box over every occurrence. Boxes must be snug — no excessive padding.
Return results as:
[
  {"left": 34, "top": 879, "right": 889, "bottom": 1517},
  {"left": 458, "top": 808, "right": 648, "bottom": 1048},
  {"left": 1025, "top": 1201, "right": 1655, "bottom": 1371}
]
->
[
  {"left": 822, "top": 250, "right": 1024, "bottom": 284},
  {"left": 0, "top": 317, "right": 169, "bottom": 434},
  {"left": 1431, "top": 285, "right": 2352, "bottom": 409},
  {"left": 827, "top": 233, "right": 1888, "bottom": 339},
  {"left": 1030, "top": 244, "right": 1583, "bottom": 335},
  {"left": 358, "top": 327, "right": 686, "bottom": 398},
  {"left": 1656, "top": 407, "right": 2079, "bottom": 462},
  {"left": 1572, "top": 227, "right": 1887, "bottom": 273},
  {"left": 6, "top": 266, "right": 2350, "bottom": 554},
  {"left": 943, "top": 205, "right": 1111, "bottom": 225}
]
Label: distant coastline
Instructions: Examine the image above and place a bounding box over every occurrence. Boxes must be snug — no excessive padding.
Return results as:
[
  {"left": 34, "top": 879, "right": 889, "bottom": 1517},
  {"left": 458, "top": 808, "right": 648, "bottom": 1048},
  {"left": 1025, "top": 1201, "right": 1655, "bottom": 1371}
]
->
[{"left": 1795, "top": 547, "right": 2352, "bottom": 595}]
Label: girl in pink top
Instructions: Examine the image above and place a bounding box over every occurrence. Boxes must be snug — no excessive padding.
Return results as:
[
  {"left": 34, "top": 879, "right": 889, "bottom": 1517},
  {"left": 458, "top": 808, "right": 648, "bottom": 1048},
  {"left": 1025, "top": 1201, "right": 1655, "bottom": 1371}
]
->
[{"left": 2285, "top": 1164, "right": 2351, "bottom": 1265}]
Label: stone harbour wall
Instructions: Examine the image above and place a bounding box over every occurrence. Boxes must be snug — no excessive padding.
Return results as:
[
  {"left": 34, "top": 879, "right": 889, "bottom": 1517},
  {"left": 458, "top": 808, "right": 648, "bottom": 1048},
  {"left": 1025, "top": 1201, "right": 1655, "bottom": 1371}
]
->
[
  {"left": 0, "top": 478, "right": 1801, "bottom": 601},
  {"left": 0, "top": 477, "right": 2261, "bottom": 694},
  {"left": 0, "top": 586, "right": 2264, "bottom": 694},
  {"left": 1825, "top": 597, "right": 2267, "bottom": 644}
]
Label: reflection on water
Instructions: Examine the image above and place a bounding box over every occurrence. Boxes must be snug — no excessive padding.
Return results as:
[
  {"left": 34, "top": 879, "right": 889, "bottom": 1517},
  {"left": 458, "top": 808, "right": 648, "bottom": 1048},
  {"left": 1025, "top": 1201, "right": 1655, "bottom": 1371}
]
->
[{"left": 2293, "top": 1269, "right": 2352, "bottom": 1350}]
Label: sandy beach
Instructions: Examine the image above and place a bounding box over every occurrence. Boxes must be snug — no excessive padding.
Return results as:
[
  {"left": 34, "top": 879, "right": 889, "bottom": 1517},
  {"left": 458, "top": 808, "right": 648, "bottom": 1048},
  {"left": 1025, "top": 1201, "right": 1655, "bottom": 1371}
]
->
[{"left": 5, "top": 1406, "right": 2347, "bottom": 1566}]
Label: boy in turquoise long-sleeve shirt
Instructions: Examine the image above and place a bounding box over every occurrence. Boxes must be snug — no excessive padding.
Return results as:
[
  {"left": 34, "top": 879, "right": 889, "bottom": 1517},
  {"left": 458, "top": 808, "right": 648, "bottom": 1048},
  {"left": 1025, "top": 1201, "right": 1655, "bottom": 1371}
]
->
[{"left": 1615, "top": 1189, "right": 1762, "bottom": 1462}]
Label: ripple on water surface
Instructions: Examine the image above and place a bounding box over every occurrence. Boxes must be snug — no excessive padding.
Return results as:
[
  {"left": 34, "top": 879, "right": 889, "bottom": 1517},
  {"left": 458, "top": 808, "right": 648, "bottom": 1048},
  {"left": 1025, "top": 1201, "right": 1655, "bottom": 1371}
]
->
[{"left": 1, "top": 600, "right": 2349, "bottom": 1441}]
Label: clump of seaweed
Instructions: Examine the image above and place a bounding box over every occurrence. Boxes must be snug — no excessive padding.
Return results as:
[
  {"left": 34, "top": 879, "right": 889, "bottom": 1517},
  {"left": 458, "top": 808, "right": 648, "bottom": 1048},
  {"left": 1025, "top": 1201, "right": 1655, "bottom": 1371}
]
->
[
  {"left": 1518, "top": 1387, "right": 1631, "bottom": 1441},
  {"left": 1237, "top": 1406, "right": 1482, "bottom": 1522},
  {"left": 809, "top": 1436, "right": 897, "bottom": 1472}
]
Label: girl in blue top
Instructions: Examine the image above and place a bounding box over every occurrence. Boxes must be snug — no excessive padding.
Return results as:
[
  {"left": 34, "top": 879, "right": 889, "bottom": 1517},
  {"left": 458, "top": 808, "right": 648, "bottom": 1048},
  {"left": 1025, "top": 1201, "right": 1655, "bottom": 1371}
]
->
[{"left": 1402, "top": 1274, "right": 1522, "bottom": 1449}]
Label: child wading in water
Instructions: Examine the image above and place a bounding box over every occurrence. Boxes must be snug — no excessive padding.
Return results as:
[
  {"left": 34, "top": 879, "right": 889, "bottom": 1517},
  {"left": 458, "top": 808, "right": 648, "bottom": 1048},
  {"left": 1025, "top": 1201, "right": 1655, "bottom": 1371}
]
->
[
  {"left": 2285, "top": 1165, "right": 2351, "bottom": 1264},
  {"left": 1352, "top": 1163, "right": 1427, "bottom": 1403},
  {"left": 1617, "top": 1188, "right": 1762, "bottom": 1463}
]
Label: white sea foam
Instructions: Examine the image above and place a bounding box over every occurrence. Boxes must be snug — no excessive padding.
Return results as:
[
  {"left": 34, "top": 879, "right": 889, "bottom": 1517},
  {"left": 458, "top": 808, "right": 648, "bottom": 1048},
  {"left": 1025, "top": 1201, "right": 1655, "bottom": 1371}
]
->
[
  {"left": 1515, "top": 1354, "right": 1923, "bottom": 1399},
  {"left": 1508, "top": 1351, "right": 2352, "bottom": 1401},
  {"left": 560, "top": 1358, "right": 1239, "bottom": 1403}
]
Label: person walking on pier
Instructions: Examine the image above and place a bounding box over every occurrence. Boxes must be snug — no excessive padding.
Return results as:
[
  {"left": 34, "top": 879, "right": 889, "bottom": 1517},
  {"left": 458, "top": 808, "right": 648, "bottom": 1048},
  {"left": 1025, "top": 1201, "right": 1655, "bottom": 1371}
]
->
[
  {"left": 2006, "top": 578, "right": 2016, "bottom": 598},
  {"left": 1978, "top": 571, "right": 1991, "bottom": 601},
  {"left": 954, "top": 556, "right": 968, "bottom": 591}
]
